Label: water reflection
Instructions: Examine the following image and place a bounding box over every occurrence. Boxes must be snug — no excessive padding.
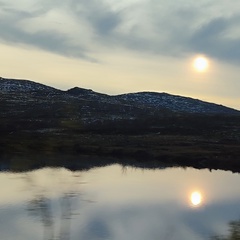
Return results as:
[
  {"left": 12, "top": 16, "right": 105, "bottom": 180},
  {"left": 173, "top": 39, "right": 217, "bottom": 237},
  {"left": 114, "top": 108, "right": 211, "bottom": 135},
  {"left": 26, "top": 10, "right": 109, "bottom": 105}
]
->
[
  {"left": 28, "top": 196, "right": 54, "bottom": 240},
  {"left": 211, "top": 219, "right": 240, "bottom": 240},
  {"left": 22, "top": 168, "right": 82, "bottom": 240},
  {"left": 0, "top": 165, "right": 239, "bottom": 240},
  {"left": 190, "top": 191, "right": 203, "bottom": 207}
]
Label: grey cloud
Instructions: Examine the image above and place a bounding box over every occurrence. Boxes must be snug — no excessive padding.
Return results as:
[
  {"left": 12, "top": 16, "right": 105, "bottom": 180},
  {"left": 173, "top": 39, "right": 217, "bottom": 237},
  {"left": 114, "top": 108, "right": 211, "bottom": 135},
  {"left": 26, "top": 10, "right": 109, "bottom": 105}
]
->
[
  {"left": 0, "top": 7, "right": 95, "bottom": 61},
  {"left": 118, "top": 5, "right": 240, "bottom": 64},
  {"left": 192, "top": 18, "right": 228, "bottom": 39},
  {"left": 0, "top": 1, "right": 51, "bottom": 18},
  {"left": 0, "top": 1, "right": 6, "bottom": 6},
  {"left": 70, "top": 0, "right": 122, "bottom": 36},
  {"left": 1, "top": 0, "right": 240, "bottom": 64},
  {"left": 93, "top": 12, "right": 121, "bottom": 35},
  {"left": 0, "top": 0, "right": 122, "bottom": 60},
  {"left": 109, "top": 2, "right": 240, "bottom": 63},
  {"left": 188, "top": 16, "right": 240, "bottom": 62},
  {"left": 0, "top": 23, "right": 89, "bottom": 60}
]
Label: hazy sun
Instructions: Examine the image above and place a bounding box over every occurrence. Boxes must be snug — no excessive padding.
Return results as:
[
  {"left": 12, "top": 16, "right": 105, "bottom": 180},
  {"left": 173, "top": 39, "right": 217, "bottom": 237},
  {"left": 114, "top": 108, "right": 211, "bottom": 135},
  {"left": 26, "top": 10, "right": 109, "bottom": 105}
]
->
[
  {"left": 193, "top": 56, "right": 209, "bottom": 72},
  {"left": 190, "top": 191, "right": 202, "bottom": 206}
]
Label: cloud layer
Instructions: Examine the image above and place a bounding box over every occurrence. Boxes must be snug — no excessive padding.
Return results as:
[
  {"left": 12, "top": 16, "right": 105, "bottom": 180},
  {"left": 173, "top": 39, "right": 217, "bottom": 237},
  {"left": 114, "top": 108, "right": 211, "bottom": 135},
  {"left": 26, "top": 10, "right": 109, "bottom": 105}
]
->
[{"left": 1, "top": 0, "right": 240, "bottom": 63}]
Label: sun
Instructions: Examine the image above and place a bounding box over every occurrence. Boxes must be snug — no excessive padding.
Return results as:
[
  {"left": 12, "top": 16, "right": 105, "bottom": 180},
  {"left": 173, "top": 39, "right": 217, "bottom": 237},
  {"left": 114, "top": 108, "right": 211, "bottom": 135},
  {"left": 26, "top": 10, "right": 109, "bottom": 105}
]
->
[
  {"left": 190, "top": 191, "right": 202, "bottom": 206},
  {"left": 193, "top": 56, "right": 209, "bottom": 72}
]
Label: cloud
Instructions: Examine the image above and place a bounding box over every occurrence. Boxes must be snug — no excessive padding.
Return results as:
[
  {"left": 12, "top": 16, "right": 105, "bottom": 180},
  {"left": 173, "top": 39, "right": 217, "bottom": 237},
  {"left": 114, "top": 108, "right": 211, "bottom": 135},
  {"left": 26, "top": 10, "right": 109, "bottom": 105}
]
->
[
  {"left": 0, "top": 0, "right": 240, "bottom": 64},
  {"left": 188, "top": 15, "right": 240, "bottom": 62},
  {"left": 0, "top": 1, "right": 95, "bottom": 60},
  {"left": 69, "top": 0, "right": 122, "bottom": 36},
  {"left": 0, "top": 21, "right": 92, "bottom": 60}
]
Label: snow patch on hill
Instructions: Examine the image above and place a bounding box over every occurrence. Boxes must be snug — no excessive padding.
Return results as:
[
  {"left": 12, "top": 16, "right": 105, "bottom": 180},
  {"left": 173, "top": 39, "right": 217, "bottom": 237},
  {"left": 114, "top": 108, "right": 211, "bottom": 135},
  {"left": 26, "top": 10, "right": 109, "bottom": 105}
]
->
[
  {"left": 113, "top": 92, "right": 233, "bottom": 114},
  {"left": 0, "top": 77, "right": 57, "bottom": 93},
  {"left": 1, "top": 77, "right": 239, "bottom": 115}
]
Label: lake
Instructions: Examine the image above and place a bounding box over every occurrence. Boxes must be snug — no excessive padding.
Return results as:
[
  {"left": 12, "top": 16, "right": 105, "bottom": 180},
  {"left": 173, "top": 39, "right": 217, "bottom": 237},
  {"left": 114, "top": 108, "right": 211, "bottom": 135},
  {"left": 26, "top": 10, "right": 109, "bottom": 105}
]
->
[{"left": 0, "top": 164, "right": 239, "bottom": 240}]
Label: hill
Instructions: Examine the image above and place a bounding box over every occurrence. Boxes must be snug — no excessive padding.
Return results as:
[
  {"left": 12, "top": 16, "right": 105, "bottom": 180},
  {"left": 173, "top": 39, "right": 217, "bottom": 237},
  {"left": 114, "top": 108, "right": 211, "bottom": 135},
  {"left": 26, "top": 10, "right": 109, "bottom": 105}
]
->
[{"left": 0, "top": 77, "right": 240, "bottom": 172}]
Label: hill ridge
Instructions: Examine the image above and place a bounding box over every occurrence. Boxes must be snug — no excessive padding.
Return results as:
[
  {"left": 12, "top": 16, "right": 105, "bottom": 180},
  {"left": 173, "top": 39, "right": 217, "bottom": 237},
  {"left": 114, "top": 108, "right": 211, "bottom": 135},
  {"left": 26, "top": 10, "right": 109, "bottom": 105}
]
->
[{"left": 1, "top": 77, "right": 239, "bottom": 115}]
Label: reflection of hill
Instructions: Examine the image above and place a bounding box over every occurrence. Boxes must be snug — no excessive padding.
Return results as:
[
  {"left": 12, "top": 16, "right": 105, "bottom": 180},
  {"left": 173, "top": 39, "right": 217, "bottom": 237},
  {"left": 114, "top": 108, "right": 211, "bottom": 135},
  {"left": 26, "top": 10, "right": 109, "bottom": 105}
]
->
[{"left": 211, "top": 219, "right": 240, "bottom": 240}]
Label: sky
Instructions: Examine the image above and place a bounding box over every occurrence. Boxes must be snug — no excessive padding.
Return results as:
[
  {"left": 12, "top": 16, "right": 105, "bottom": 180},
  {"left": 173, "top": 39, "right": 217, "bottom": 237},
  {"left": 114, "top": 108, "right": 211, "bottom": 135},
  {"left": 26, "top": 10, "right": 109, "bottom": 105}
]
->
[{"left": 0, "top": 0, "right": 240, "bottom": 109}]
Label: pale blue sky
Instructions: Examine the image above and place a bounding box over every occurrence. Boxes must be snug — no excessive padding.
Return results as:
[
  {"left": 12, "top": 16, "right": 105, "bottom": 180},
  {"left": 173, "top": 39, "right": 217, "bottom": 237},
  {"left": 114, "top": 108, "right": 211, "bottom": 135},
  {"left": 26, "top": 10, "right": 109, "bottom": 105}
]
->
[{"left": 0, "top": 0, "right": 240, "bottom": 109}]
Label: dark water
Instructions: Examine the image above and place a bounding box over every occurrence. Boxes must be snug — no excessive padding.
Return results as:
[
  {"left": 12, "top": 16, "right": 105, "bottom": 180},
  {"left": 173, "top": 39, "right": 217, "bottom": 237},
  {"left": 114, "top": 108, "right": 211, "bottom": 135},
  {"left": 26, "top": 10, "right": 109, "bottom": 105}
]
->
[{"left": 0, "top": 165, "right": 239, "bottom": 240}]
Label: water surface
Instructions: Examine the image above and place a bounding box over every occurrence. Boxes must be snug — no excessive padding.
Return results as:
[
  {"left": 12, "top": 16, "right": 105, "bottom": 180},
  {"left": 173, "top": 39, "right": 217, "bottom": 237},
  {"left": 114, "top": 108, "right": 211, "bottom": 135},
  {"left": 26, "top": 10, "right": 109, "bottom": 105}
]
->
[{"left": 0, "top": 165, "right": 239, "bottom": 240}]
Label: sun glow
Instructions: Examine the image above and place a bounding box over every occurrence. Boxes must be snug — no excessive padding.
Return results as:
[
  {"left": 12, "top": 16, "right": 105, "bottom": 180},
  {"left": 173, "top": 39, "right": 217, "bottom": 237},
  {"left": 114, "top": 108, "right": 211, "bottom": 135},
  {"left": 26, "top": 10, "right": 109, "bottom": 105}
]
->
[
  {"left": 193, "top": 56, "right": 209, "bottom": 72},
  {"left": 190, "top": 191, "right": 202, "bottom": 206}
]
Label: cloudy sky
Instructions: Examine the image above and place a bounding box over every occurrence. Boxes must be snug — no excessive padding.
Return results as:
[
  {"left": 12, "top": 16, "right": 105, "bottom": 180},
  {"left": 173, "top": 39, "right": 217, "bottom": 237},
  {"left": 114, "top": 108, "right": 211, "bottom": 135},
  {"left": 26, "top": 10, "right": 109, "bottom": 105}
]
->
[{"left": 1, "top": 0, "right": 240, "bottom": 109}]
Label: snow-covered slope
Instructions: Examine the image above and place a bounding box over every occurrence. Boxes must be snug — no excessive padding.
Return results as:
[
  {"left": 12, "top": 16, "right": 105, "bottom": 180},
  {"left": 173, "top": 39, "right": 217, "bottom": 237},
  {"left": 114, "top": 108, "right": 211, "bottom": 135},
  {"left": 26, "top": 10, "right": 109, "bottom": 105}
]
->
[
  {"left": 113, "top": 92, "right": 238, "bottom": 114},
  {"left": 66, "top": 88, "right": 239, "bottom": 115},
  {"left": 0, "top": 77, "right": 59, "bottom": 93},
  {"left": 1, "top": 77, "right": 239, "bottom": 115}
]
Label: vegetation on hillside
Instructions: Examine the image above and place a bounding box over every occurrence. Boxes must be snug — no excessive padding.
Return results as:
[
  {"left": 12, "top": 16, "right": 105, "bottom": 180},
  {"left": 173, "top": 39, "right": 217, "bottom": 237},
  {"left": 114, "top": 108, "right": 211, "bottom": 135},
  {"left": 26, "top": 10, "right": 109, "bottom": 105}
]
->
[{"left": 1, "top": 79, "right": 240, "bottom": 172}]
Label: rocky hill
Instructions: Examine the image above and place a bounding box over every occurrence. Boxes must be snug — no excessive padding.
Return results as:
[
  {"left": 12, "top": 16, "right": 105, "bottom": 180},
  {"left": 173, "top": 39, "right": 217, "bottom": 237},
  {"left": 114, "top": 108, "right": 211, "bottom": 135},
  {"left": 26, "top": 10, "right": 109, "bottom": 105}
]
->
[
  {"left": 0, "top": 77, "right": 239, "bottom": 134},
  {"left": 0, "top": 77, "right": 59, "bottom": 93},
  {"left": 1, "top": 77, "right": 240, "bottom": 172},
  {"left": 1, "top": 77, "right": 239, "bottom": 115}
]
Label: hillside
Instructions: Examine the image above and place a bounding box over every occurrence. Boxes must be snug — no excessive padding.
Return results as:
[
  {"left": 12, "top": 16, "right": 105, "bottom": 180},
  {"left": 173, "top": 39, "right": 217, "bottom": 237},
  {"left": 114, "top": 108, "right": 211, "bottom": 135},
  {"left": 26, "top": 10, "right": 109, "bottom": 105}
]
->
[
  {"left": 0, "top": 77, "right": 239, "bottom": 133},
  {"left": 0, "top": 77, "right": 240, "bottom": 172}
]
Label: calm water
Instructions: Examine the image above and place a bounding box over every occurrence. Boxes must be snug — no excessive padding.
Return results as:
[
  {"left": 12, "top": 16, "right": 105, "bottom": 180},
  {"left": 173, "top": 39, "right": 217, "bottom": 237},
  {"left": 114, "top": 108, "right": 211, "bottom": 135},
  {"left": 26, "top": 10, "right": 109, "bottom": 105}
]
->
[{"left": 0, "top": 164, "right": 239, "bottom": 240}]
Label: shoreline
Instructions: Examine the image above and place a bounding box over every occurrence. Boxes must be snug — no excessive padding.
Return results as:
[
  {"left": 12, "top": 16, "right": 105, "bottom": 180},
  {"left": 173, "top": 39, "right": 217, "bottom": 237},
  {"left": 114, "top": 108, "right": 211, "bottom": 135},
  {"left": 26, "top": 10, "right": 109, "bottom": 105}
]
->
[{"left": 1, "top": 132, "right": 240, "bottom": 173}]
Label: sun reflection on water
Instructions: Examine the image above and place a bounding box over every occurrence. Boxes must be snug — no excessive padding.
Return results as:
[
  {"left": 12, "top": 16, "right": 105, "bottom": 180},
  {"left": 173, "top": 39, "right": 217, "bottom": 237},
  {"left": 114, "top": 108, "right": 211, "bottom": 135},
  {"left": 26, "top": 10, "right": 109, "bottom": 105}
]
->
[{"left": 189, "top": 191, "right": 203, "bottom": 208}]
